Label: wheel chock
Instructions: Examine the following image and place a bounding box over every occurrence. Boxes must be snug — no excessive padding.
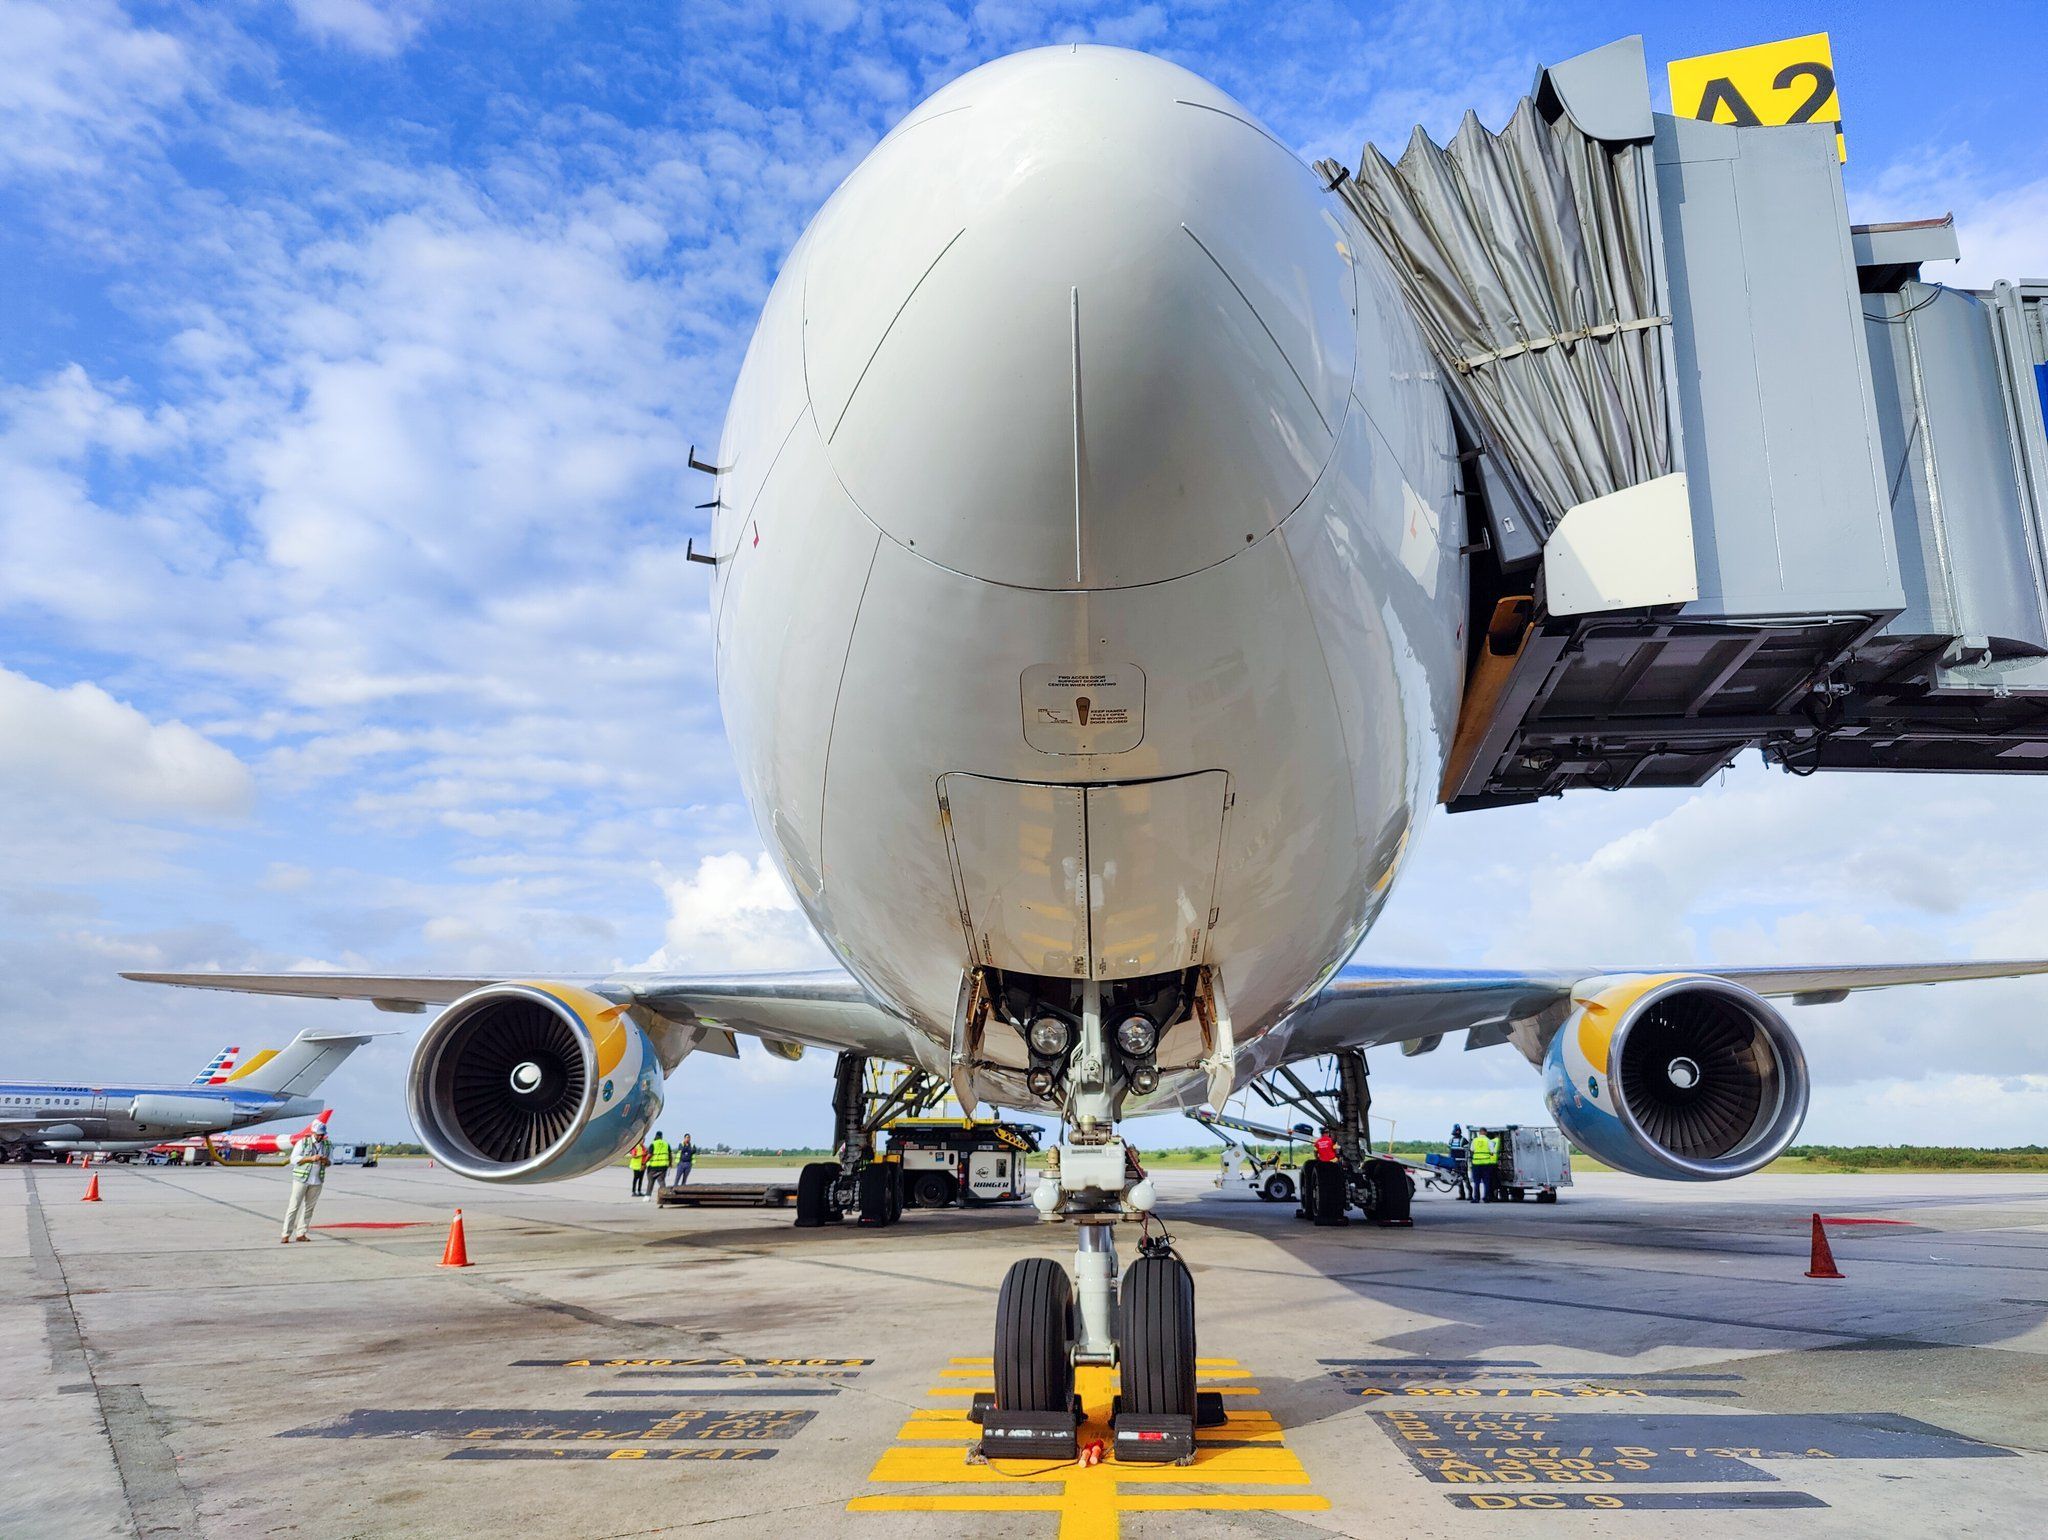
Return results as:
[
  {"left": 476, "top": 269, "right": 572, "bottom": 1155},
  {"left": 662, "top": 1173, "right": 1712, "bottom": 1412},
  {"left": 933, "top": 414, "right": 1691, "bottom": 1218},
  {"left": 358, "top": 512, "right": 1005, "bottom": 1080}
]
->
[
  {"left": 976, "top": 1409, "right": 1080, "bottom": 1460},
  {"left": 1112, "top": 1412, "right": 1196, "bottom": 1464},
  {"left": 1195, "top": 1389, "right": 1228, "bottom": 1427}
]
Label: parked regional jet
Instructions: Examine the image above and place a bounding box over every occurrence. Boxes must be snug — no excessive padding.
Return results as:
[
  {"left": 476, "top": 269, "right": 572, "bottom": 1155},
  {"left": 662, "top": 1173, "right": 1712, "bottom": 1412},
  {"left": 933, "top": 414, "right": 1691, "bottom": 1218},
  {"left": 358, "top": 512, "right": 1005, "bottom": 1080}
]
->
[
  {"left": 126, "top": 47, "right": 2048, "bottom": 1454},
  {"left": 0, "top": 1033, "right": 380, "bottom": 1160}
]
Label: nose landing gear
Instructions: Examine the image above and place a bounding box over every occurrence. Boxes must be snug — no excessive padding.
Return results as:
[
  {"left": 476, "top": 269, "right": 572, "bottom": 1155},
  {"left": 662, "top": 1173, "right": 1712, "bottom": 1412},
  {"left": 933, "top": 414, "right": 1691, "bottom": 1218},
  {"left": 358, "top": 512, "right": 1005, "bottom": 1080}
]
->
[{"left": 972, "top": 978, "right": 1224, "bottom": 1465}]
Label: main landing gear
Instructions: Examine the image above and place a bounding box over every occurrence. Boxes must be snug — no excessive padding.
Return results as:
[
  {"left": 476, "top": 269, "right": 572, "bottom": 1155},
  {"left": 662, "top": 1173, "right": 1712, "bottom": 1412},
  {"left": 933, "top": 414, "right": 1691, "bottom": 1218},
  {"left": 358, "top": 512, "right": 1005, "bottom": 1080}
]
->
[
  {"left": 793, "top": 1053, "right": 950, "bottom": 1228},
  {"left": 1258, "top": 1049, "right": 1414, "bottom": 1228}
]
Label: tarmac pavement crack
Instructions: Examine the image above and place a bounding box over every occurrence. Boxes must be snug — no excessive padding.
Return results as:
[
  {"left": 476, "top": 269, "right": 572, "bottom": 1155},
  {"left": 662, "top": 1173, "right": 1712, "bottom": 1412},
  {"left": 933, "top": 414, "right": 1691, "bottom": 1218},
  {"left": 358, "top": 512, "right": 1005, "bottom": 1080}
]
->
[{"left": 25, "top": 1168, "right": 203, "bottom": 1540}]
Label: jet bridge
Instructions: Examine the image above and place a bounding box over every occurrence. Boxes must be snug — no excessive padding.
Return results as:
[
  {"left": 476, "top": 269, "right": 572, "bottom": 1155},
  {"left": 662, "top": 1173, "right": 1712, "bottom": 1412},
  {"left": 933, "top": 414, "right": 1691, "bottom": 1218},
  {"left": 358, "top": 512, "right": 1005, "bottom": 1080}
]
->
[{"left": 1317, "top": 37, "right": 2048, "bottom": 811}]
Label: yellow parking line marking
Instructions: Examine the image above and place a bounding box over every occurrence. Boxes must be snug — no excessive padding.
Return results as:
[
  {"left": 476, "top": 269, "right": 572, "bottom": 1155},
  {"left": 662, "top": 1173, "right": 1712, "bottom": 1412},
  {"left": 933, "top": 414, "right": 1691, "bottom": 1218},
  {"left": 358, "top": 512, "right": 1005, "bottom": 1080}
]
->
[
  {"left": 928, "top": 1383, "right": 1258, "bottom": 1398},
  {"left": 853, "top": 1356, "right": 1331, "bottom": 1537}
]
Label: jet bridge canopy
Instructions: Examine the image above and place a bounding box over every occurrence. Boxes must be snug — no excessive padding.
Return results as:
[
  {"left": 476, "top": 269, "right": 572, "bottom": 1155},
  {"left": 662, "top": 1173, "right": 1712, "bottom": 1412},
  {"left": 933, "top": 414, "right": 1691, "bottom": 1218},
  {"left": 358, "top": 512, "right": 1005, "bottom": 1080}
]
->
[{"left": 1320, "top": 36, "right": 2048, "bottom": 810}]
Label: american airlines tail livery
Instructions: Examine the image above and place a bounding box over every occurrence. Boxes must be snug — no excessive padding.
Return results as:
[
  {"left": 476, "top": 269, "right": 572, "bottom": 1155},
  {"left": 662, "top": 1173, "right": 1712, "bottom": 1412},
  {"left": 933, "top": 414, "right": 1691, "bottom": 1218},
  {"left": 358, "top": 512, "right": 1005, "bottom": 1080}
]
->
[{"left": 126, "top": 47, "right": 2048, "bottom": 1449}]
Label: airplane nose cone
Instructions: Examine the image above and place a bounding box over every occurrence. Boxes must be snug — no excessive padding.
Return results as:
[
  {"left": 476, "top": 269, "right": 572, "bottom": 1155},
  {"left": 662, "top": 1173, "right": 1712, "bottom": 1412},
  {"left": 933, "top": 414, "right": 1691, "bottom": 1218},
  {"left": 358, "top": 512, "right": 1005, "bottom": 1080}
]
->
[{"left": 800, "top": 46, "right": 1358, "bottom": 590}]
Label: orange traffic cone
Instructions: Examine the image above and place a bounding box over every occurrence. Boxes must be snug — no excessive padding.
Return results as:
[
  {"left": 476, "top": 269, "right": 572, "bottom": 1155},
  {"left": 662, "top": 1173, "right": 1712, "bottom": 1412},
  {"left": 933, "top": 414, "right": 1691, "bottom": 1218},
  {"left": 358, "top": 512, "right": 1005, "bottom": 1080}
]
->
[
  {"left": 439, "top": 1208, "right": 472, "bottom": 1268},
  {"left": 1804, "top": 1213, "right": 1844, "bottom": 1279},
  {"left": 81, "top": 1173, "right": 102, "bottom": 1202}
]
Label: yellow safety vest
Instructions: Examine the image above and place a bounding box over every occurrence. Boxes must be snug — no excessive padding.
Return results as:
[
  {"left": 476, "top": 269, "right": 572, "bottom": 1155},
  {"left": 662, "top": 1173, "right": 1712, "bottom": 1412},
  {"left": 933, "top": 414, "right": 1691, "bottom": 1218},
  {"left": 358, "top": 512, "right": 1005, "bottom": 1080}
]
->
[
  {"left": 628, "top": 1146, "right": 646, "bottom": 1171},
  {"left": 1471, "top": 1134, "right": 1498, "bottom": 1165},
  {"left": 649, "top": 1139, "right": 672, "bottom": 1167}
]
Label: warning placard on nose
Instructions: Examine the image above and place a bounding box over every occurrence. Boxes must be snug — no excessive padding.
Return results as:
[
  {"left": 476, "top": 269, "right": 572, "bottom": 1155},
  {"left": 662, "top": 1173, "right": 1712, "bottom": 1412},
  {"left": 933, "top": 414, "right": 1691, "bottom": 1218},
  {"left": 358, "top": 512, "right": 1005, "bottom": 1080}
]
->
[
  {"left": 1667, "top": 32, "right": 1845, "bottom": 162},
  {"left": 1021, "top": 664, "right": 1144, "bottom": 755}
]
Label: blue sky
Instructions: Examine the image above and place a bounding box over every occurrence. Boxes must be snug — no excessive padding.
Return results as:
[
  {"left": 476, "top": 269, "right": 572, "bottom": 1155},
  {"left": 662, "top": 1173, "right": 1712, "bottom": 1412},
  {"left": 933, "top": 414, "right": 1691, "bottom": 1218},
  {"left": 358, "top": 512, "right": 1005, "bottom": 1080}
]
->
[{"left": 4, "top": 0, "right": 2047, "bottom": 1147}]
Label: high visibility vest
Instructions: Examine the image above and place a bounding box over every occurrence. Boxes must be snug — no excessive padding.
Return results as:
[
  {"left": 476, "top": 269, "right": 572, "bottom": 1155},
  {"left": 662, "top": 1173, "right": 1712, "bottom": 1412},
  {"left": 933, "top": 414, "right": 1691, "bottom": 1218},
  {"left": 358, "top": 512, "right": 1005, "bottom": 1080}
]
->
[
  {"left": 1471, "top": 1133, "right": 1498, "bottom": 1165},
  {"left": 291, "top": 1136, "right": 329, "bottom": 1184},
  {"left": 649, "top": 1139, "right": 672, "bottom": 1167},
  {"left": 628, "top": 1145, "right": 646, "bottom": 1171}
]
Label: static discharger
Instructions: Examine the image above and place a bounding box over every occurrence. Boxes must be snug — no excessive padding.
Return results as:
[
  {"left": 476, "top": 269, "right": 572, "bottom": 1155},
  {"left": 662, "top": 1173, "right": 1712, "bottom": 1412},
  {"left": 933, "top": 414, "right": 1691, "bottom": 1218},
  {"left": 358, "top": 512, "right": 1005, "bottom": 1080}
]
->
[{"left": 848, "top": 1354, "right": 1330, "bottom": 1538}]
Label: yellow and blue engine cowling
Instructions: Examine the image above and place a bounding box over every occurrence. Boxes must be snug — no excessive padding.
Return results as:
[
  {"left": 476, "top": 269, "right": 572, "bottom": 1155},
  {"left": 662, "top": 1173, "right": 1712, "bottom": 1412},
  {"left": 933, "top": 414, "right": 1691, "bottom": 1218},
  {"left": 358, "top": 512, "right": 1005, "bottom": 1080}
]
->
[
  {"left": 1541, "top": 973, "right": 1809, "bottom": 1181},
  {"left": 407, "top": 981, "right": 666, "bottom": 1183}
]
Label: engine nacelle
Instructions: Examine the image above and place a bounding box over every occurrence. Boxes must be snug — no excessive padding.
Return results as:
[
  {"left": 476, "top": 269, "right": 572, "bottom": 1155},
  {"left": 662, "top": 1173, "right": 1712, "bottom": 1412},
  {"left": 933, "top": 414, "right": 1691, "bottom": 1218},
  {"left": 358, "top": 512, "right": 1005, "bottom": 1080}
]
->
[
  {"left": 407, "top": 982, "right": 665, "bottom": 1183},
  {"left": 128, "top": 1094, "right": 235, "bottom": 1133},
  {"left": 1543, "top": 974, "right": 1808, "bottom": 1180}
]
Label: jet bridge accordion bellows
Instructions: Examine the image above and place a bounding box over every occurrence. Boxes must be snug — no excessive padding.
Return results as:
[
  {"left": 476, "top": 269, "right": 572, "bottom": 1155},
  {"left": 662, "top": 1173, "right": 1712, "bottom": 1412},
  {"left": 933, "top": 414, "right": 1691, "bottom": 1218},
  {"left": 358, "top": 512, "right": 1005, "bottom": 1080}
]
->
[
  {"left": 1617, "top": 994, "right": 1770, "bottom": 1160},
  {"left": 442, "top": 1000, "right": 588, "bottom": 1165}
]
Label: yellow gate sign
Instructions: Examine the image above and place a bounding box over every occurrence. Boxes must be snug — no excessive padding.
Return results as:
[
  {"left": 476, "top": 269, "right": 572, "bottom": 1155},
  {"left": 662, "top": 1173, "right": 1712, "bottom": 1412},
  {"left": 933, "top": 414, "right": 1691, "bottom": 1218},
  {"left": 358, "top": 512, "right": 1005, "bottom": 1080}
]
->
[{"left": 1667, "top": 32, "right": 1845, "bottom": 162}]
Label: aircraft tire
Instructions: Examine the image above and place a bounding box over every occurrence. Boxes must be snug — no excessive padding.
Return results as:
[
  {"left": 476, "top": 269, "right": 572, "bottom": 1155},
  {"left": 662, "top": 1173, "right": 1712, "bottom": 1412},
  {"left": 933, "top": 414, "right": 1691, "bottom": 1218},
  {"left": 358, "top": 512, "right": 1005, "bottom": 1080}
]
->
[
  {"left": 1309, "top": 1161, "right": 1349, "bottom": 1226},
  {"left": 1119, "top": 1254, "right": 1197, "bottom": 1417},
  {"left": 857, "top": 1163, "right": 895, "bottom": 1225},
  {"left": 794, "top": 1161, "right": 840, "bottom": 1227},
  {"left": 1261, "top": 1171, "right": 1296, "bottom": 1204},
  {"left": 1367, "top": 1159, "right": 1412, "bottom": 1224},
  {"left": 994, "top": 1258, "right": 1075, "bottom": 1412}
]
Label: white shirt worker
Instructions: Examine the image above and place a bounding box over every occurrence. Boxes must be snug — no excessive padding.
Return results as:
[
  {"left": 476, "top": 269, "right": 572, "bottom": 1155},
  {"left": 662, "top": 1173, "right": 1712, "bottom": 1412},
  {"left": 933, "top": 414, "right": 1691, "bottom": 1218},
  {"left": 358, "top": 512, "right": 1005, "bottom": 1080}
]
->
[{"left": 282, "top": 1125, "right": 331, "bottom": 1243}]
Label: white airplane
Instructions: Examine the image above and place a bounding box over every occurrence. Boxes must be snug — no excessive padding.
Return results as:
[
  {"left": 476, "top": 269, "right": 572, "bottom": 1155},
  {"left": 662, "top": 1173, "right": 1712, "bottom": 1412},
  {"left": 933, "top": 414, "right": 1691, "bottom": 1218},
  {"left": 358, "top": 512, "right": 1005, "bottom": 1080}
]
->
[
  {"left": 126, "top": 47, "right": 2048, "bottom": 1453},
  {"left": 0, "top": 1032, "right": 378, "bottom": 1159}
]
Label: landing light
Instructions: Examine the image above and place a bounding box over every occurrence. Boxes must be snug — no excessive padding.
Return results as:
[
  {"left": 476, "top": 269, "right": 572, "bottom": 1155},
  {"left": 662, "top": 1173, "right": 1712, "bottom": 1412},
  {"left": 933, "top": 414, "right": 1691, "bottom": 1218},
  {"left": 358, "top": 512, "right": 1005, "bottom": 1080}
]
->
[
  {"left": 1028, "top": 1015, "right": 1073, "bottom": 1058},
  {"left": 1114, "top": 1016, "right": 1158, "bottom": 1057}
]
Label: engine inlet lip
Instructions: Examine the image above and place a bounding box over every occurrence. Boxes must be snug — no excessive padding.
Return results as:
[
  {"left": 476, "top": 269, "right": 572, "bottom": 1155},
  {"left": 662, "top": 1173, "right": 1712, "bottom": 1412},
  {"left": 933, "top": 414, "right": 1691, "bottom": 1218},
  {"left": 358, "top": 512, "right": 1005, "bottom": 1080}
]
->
[
  {"left": 1606, "top": 976, "right": 1809, "bottom": 1180},
  {"left": 407, "top": 983, "right": 601, "bottom": 1182}
]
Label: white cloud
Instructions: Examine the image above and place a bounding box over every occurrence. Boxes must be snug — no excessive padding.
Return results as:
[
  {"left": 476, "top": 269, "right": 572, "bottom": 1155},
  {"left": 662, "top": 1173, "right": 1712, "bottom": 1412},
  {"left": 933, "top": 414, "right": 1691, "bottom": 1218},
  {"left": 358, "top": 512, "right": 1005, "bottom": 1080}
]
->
[
  {"left": 0, "top": 665, "right": 252, "bottom": 820},
  {"left": 645, "top": 851, "right": 835, "bottom": 972},
  {"left": 0, "top": 0, "right": 193, "bottom": 179},
  {"left": 288, "top": 0, "right": 436, "bottom": 57}
]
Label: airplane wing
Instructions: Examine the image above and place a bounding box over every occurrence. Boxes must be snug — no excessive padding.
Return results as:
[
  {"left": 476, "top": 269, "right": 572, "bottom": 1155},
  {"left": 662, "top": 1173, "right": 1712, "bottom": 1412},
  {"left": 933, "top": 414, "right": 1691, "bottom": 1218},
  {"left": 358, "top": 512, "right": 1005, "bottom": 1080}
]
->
[
  {"left": 1273, "top": 959, "right": 2048, "bottom": 1062},
  {"left": 119, "top": 970, "right": 913, "bottom": 1060}
]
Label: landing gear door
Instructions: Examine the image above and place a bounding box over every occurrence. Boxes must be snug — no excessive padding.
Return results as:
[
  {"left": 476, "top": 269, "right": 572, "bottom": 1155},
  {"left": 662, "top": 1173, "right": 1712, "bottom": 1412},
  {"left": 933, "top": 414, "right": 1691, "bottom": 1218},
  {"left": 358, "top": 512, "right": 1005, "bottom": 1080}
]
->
[
  {"left": 1085, "top": 772, "right": 1229, "bottom": 979},
  {"left": 938, "top": 774, "right": 1089, "bottom": 977}
]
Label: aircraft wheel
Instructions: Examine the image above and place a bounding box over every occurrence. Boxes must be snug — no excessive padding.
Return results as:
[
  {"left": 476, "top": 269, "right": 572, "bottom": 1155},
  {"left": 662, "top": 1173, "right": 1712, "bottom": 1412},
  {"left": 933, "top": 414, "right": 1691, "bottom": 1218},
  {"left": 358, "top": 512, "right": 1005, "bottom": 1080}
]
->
[
  {"left": 794, "top": 1161, "right": 840, "bottom": 1228},
  {"left": 1119, "top": 1254, "right": 1196, "bottom": 1417},
  {"left": 1367, "top": 1159, "right": 1412, "bottom": 1224},
  {"left": 885, "top": 1166, "right": 904, "bottom": 1223},
  {"left": 1309, "top": 1161, "right": 1349, "bottom": 1226},
  {"left": 1260, "top": 1171, "right": 1295, "bottom": 1204},
  {"left": 994, "top": 1258, "right": 1075, "bottom": 1412},
  {"left": 913, "top": 1172, "right": 956, "bottom": 1208},
  {"left": 857, "top": 1164, "right": 896, "bottom": 1226}
]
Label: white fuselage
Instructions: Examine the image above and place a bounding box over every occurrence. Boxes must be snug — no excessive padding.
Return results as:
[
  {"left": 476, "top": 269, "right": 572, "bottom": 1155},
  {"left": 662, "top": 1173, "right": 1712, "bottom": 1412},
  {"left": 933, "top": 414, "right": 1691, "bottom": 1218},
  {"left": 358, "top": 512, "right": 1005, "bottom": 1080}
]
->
[{"left": 710, "top": 47, "right": 1466, "bottom": 1105}]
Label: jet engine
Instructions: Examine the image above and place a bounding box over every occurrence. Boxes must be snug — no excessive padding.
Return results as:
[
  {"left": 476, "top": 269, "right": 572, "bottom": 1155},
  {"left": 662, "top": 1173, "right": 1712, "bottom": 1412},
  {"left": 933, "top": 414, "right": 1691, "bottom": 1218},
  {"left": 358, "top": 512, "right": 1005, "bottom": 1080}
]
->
[
  {"left": 128, "top": 1094, "right": 235, "bottom": 1133},
  {"left": 1542, "top": 974, "right": 1808, "bottom": 1180},
  {"left": 407, "top": 982, "right": 665, "bottom": 1183}
]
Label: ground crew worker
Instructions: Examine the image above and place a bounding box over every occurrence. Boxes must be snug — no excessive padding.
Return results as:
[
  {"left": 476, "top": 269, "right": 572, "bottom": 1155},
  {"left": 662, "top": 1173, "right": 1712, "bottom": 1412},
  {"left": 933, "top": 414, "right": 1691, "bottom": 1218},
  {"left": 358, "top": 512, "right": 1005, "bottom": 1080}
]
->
[
  {"left": 1469, "top": 1128, "right": 1499, "bottom": 1204},
  {"left": 646, "top": 1130, "right": 672, "bottom": 1198},
  {"left": 1313, "top": 1127, "right": 1338, "bottom": 1164},
  {"left": 628, "top": 1140, "right": 648, "bottom": 1197},
  {"left": 673, "top": 1133, "right": 694, "bottom": 1189},
  {"left": 280, "top": 1118, "right": 331, "bottom": 1242},
  {"left": 1449, "top": 1123, "right": 1471, "bottom": 1200}
]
